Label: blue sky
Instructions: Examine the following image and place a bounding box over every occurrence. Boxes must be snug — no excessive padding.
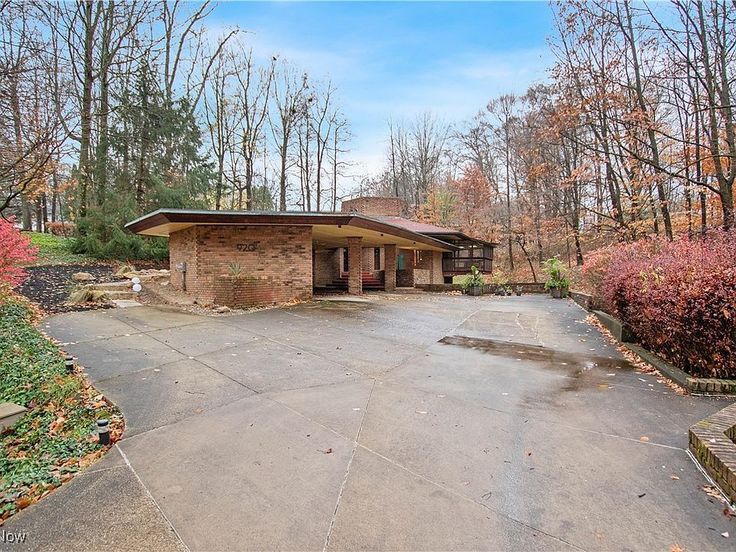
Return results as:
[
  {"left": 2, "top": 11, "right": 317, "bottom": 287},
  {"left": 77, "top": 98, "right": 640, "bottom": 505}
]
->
[{"left": 213, "top": 1, "right": 555, "bottom": 176}]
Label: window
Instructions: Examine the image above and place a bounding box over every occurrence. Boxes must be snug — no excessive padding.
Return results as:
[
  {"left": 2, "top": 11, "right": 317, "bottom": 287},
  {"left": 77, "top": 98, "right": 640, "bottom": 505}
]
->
[
  {"left": 342, "top": 248, "right": 349, "bottom": 272},
  {"left": 397, "top": 254, "right": 404, "bottom": 270},
  {"left": 374, "top": 248, "right": 381, "bottom": 270}
]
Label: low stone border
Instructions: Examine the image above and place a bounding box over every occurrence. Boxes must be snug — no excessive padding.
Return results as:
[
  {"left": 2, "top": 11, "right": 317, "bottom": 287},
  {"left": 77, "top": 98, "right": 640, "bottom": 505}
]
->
[
  {"left": 689, "top": 402, "right": 736, "bottom": 505},
  {"left": 415, "top": 283, "right": 462, "bottom": 292},
  {"left": 624, "top": 344, "right": 736, "bottom": 395},
  {"left": 511, "top": 282, "right": 547, "bottom": 294},
  {"left": 569, "top": 289, "right": 736, "bottom": 395},
  {"left": 593, "top": 310, "right": 637, "bottom": 343},
  {"left": 569, "top": 290, "right": 592, "bottom": 310}
]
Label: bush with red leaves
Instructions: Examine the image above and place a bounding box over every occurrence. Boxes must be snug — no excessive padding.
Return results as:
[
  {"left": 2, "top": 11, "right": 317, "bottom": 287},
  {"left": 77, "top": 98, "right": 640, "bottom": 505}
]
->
[
  {"left": 596, "top": 231, "right": 736, "bottom": 379},
  {"left": 0, "top": 218, "right": 37, "bottom": 287}
]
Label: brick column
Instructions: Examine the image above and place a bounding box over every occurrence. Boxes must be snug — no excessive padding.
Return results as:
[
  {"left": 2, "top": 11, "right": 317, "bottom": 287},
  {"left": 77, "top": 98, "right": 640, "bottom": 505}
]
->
[
  {"left": 347, "top": 237, "right": 362, "bottom": 295},
  {"left": 430, "top": 250, "right": 444, "bottom": 284},
  {"left": 384, "top": 244, "right": 397, "bottom": 292}
]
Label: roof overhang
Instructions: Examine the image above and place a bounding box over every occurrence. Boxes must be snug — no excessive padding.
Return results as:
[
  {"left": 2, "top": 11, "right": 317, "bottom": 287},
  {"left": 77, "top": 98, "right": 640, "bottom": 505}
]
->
[
  {"left": 124, "top": 209, "right": 456, "bottom": 252},
  {"left": 424, "top": 232, "right": 499, "bottom": 247}
]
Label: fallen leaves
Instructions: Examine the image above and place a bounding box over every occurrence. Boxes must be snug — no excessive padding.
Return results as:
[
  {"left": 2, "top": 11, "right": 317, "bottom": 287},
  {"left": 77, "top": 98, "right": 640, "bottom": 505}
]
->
[
  {"left": 0, "top": 296, "right": 124, "bottom": 525},
  {"left": 48, "top": 415, "right": 66, "bottom": 435},
  {"left": 584, "top": 314, "right": 686, "bottom": 395},
  {"left": 703, "top": 485, "right": 724, "bottom": 501}
]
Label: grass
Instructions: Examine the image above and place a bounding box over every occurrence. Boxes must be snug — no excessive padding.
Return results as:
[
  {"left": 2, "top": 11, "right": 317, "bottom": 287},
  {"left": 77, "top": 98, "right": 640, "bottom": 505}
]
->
[
  {"left": 0, "top": 293, "right": 119, "bottom": 522},
  {"left": 22, "top": 232, "right": 96, "bottom": 266}
]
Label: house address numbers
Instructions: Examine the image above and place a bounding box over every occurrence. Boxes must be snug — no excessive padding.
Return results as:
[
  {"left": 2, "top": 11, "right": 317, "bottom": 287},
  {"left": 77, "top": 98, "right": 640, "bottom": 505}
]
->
[{"left": 236, "top": 242, "right": 259, "bottom": 252}]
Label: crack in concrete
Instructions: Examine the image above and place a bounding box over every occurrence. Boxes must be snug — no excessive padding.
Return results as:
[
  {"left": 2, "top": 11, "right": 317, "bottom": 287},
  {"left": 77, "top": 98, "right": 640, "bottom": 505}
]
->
[
  {"left": 355, "top": 444, "right": 588, "bottom": 552},
  {"left": 115, "top": 445, "right": 191, "bottom": 552},
  {"left": 321, "top": 380, "right": 376, "bottom": 552},
  {"left": 46, "top": 299, "right": 719, "bottom": 550}
]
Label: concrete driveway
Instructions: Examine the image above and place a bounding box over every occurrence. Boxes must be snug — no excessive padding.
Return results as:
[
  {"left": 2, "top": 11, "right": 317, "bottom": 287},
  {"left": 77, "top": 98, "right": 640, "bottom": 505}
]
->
[{"left": 4, "top": 294, "right": 734, "bottom": 551}]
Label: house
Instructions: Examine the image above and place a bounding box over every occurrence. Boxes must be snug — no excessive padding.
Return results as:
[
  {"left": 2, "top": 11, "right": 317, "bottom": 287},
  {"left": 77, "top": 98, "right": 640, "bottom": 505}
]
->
[
  {"left": 125, "top": 197, "right": 494, "bottom": 308},
  {"left": 339, "top": 197, "right": 496, "bottom": 285}
]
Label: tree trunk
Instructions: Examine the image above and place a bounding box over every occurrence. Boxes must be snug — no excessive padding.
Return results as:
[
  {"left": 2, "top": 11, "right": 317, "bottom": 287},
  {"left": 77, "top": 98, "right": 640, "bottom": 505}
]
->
[
  {"left": 621, "top": 1, "right": 673, "bottom": 240},
  {"left": 78, "top": 0, "right": 96, "bottom": 218}
]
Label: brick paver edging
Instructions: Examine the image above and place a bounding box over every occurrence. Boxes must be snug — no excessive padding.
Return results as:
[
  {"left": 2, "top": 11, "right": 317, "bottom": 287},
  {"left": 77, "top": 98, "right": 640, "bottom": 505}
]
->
[
  {"left": 569, "top": 290, "right": 736, "bottom": 395},
  {"left": 689, "top": 402, "right": 736, "bottom": 505}
]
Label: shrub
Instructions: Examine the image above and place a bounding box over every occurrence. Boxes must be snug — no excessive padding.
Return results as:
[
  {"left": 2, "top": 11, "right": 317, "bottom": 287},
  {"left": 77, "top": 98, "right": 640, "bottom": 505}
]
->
[
  {"left": 0, "top": 218, "right": 37, "bottom": 286},
  {"left": 542, "top": 257, "right": 570, "bottom": 291},
  {"left": 599, "top": 231, "right": 736, "bottom": 378},
  {"left": 490, "top": 270, "right": 509, "bottom": 287},
  {"left": 461, "top": 265, "right": 485, "bottom": 291},
  {"left": 46, "top": 221, "right": 76, "bottom": 237},
  {"left": 72, "top": 209, "right": 168, "bottom": 261}
]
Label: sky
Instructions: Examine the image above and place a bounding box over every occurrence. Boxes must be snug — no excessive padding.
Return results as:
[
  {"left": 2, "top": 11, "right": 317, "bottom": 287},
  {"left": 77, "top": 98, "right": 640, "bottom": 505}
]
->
[{"left": 212, "top": 1, "right": 556, "bottom": 179}]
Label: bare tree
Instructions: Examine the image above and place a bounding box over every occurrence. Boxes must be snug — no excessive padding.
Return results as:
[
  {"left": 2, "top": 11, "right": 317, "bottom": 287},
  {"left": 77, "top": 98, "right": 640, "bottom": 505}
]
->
[{"left": 270, "top": 64, "right": 308, "bottom": 211}]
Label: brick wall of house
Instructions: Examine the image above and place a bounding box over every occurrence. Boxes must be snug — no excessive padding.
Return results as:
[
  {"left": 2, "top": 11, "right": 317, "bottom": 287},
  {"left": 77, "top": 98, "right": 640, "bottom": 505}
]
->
[
  {"left": 169, "top": 226, "right": 198, "bottom": 292},
  {"left": 384, "top": 244, "right": 397, "bottom": 291},
  {"left": 430, "top": 250, "right": 444, "bottom": 284},
  {"left": 168, "top": 224, "right": 313, "bottom": 307},
  {"left": 360, "top": 246, "right": 386, "bottom": 276},
  {"left": 412, "top": 250, "right": 444, "bottom": 285},
  {"left": 341, "top": 197, "right": 408, "bottom": 217},
  {"left": 314, "top": 248, "right": 340, "bottom": 285},
  {"left": 347, "top": 237, "right": 363, "bottom": 294}
]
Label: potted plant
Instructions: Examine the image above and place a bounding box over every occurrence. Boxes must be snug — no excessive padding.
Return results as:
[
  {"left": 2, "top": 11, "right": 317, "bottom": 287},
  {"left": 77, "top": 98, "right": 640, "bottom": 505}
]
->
[
  {"left": 515, "top": 285, "right": 523, "bottom": 296},
  {"left": 542, "top": 257, "right": 570, "bottom": 298},
  {"left": 462, "top": 265, "right": 485, "bottom": 296}
]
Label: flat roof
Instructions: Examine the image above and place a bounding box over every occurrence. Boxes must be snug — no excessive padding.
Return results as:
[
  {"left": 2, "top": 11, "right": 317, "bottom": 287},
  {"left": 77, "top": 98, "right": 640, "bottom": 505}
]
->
[{"left": 125, "top": 209, "right": 456, "bottom": 252}]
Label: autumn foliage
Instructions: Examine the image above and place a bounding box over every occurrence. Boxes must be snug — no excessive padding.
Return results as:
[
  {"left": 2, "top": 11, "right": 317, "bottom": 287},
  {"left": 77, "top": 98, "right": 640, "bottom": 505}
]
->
[
  {"left": 588, "top": 231, "right": 736, "bottom": 378},
  {"left": 0, "top": 218, "right": 37, "bottom": 286},
  {"left": 46, "top": 221, "right": 76, "bottom": 237}
]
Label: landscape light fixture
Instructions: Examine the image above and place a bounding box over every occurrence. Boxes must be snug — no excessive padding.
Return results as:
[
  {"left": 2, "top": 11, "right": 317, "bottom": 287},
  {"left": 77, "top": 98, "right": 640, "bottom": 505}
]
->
[{"left": 96, "top": 419, "right": 110, "bottom": 445}]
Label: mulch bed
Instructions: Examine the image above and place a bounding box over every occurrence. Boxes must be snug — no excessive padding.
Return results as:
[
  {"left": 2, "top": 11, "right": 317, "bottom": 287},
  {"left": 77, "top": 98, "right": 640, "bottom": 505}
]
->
[{"left": 15, "top": 264, "right": 122, "bottom": 314}]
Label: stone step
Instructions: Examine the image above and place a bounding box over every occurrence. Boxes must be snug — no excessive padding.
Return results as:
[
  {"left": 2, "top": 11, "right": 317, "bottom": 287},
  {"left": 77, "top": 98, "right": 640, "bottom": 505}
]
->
[
  {"left": 112, "top": 299, "right": 142, "bottom": 308},
  {"left": 88, "top": 281, "right": 132, "bottom": 292},
  {"left": 104, "top": 290, "right": 137, "bottom": 300}
]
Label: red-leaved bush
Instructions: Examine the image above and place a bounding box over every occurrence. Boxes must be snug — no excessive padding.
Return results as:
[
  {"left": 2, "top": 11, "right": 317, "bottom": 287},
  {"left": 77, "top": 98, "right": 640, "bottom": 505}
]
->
[
  {"left": 0, "top": 218, "right": 37, "bottom": 287},
  {"left": 595, "top": 231, "right": 736, "bottom": 378}
]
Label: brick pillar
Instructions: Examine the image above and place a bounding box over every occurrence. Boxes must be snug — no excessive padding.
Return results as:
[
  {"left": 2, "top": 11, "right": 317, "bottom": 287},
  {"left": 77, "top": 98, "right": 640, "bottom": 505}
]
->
[
  {"left": 384, "top": 244, "right": 397, "bottom": 292},
  {"left": 430, "top": 251, "right": 444, "bottom": 284},
  {"left": 347, "top": 237, "right": 362, "bottom": 294}
]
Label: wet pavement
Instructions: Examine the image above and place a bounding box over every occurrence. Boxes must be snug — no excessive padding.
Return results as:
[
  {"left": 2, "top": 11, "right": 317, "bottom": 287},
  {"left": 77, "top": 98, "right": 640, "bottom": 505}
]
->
[{"left": 4, "top": 293, "right": 734, "bottom": 551}]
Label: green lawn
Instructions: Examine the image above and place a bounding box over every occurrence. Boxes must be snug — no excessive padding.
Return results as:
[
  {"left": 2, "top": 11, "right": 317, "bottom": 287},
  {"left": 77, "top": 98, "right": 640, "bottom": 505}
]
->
[
  {"left": 0, "top": 294, "right": 118, "bottom": 521},
  {"left": 23, "top": 232, "right": 95, "bottom": 266}
]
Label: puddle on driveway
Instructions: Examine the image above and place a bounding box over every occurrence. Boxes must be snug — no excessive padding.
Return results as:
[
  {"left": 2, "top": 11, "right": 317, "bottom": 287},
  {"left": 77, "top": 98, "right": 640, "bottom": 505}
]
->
[{"left": 439, "top": 334, "right": 635, "bottom": 375}]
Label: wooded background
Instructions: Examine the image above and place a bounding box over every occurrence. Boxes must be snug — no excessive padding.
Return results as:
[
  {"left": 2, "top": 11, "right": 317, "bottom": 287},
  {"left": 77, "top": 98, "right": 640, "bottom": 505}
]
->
[{"left": 1, "top": 1, "right": 734, "bottom": 269}]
